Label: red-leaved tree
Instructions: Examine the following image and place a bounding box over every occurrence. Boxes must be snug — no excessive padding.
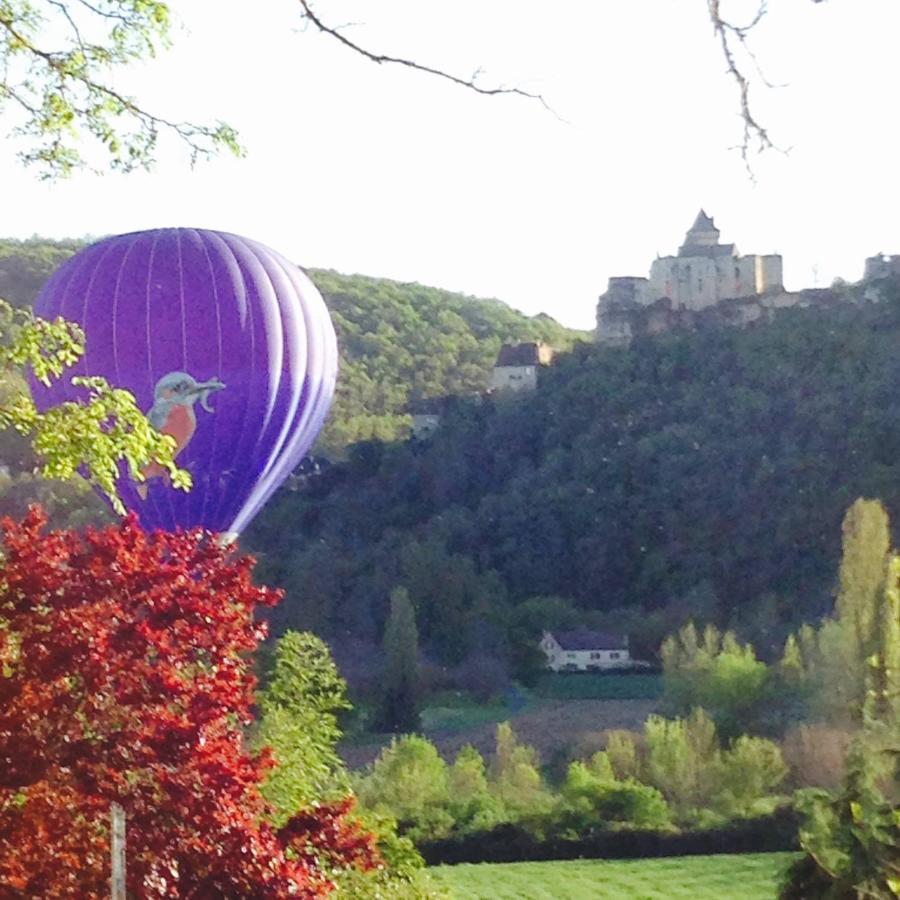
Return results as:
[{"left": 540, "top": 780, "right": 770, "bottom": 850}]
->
[{"left": 0, "top": 508, "right": 380, "bottom": 898}]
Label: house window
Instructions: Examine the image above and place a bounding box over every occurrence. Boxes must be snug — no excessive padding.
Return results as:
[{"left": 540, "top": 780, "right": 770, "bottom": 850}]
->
[
  {"left": 566, "top": 653, "right": 576, "bottom": 659},
  {"left": 609, "top": 652, "right": 621, "bottom": 660},
  {"left": 589, "top": 652, "right": 603, "bottom": 660}
]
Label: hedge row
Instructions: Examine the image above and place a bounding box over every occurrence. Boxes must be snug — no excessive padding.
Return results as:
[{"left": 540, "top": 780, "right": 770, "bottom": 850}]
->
[{"left": 418, "top": 808, "right": 799, "bottom": 866}]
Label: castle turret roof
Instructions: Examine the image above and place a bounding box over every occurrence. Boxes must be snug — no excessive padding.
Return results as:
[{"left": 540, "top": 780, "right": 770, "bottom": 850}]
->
[
  {"left": 679, "top": 209, "right": 723, "bottom": 256},
  {"left": 690, "top": 209, "right": 717, "bottom": 232}
]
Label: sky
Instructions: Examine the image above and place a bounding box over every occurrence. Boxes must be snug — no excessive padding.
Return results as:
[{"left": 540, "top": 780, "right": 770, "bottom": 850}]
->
[{"left": 3, "top": 0, "right": 900, "bottom": 330}]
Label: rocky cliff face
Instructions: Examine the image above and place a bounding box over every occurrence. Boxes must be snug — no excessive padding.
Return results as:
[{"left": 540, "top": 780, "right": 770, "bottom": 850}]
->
[{"left": 595, "top": 284, "right": 885, "bottom": 347}]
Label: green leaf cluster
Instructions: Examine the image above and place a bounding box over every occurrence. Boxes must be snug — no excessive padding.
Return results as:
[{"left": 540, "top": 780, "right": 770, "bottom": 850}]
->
[
  {"left": 0, "top": 298, "right": 185, "bottom": 514},
  {"left": 0, "top": 1, "right": 242, "bottom": 176}
]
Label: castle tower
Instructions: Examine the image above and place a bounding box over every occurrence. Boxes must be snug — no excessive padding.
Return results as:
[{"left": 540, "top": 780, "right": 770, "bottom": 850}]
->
[{"left": 679, "top": 210, "right": 721, "bottom": 254}]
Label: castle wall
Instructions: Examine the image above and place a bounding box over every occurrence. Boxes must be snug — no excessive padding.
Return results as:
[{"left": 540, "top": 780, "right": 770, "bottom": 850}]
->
[{"left": 649, "top": 255, "right": 759, "bottom": 311}]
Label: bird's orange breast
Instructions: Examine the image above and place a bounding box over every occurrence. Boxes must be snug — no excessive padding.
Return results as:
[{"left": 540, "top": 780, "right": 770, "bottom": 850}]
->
[{"left": 161, "top": 404, "right": 196, "bottom": 454}]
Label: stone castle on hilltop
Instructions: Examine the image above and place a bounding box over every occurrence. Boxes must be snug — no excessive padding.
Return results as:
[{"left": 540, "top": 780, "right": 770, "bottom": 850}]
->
[{"left": 597, "top": 211, "right": 792, "bottom": 346}]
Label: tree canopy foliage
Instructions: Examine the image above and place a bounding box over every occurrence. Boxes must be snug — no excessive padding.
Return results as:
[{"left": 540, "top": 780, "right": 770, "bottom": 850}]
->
[{"left": 311, "top": 268, "right": 585, "bottom": 452}]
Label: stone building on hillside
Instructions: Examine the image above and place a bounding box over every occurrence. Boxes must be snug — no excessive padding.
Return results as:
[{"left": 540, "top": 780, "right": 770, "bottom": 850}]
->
[
  {"left": 597, "top": 211, "right": 784, "bottom": 346},
  {"left": 489, "top": 342, "right": 555, "bottom": 393}
]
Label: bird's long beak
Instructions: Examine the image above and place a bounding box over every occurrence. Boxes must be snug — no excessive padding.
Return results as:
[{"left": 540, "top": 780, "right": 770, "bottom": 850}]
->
[{"left": 193, "top": 378, "right": 225, "bottom": 412}]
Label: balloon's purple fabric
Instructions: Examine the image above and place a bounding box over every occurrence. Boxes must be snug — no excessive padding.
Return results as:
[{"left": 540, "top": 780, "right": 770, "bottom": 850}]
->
[{"left": 30, "top": 228, "right": 338, "bottom": 536}]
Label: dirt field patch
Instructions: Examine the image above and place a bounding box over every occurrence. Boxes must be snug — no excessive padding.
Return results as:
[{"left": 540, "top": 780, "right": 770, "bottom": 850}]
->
[{"left": 340, "top": 698, "right": 659, "bottom": 770}]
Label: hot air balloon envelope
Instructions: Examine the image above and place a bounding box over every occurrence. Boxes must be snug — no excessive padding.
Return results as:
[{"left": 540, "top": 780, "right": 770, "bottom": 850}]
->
[{"left": 30, "top": 228, "right": 338, "bottom": 537}]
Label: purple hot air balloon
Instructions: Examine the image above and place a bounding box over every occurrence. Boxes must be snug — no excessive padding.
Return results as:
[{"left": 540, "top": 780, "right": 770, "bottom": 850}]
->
[{"left": 30, "top": 228, "right": 338, "bottom": 538}]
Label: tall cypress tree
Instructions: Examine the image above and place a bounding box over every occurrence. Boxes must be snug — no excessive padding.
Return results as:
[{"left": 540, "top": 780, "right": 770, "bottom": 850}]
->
[
  {"left": 836, "top": 498, "right": 890, "bottom": 655},
  {"left": 375, "top": 587, "right": 421, "bottom": 733}
]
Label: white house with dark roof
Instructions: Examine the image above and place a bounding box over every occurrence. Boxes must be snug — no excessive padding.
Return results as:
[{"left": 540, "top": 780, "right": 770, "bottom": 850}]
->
[
  {"left": 540, "top": 630, "right": 631, "bottom": 672},
  {"left": 488, "top": 342, "right": 555, "bottom": 393}
]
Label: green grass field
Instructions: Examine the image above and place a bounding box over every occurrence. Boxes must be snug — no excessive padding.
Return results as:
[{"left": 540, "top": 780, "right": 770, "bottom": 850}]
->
[{"left": 430, "top": 852, "right": 798, "bottom": 899}]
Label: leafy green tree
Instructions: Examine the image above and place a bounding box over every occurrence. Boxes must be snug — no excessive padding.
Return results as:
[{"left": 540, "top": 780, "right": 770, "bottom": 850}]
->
[
  {"left": 782, "top": 550, "right": 900, "bottom": 899},
  {"left": 789, "top": 501, "right": 896, "bottom": 726},
  {"left": 661, "top": 622, "right": 770, "bottom": 739},
  {"left": 447, "top": 745, "right": 504, "bottom": 834},
  {"left": 257, "top": 634, "right": 444, "bottom": 899},
  {"left": 489, "top": 721, "right": 554, "bottom": 828},
  {"left": 256, "top": 631, "right": 352, "bottom": 823},
  {"left": 836, "top": 499, "right": 890, "bottom": 654},
  {"left": 0, "top": 0, "right": 240, "bottom": 176},
  {"left": 643, "top": 709, "right": 720, "bottom": 820},
  {"left": 605, "top": 730, "right": 641, "bottom": 781},
  {"left": 833, "top": 499, "right": 891, "bottom": 715},
  {"left": 375, "top": 587, "right": 422, "bottom": 733},
  {"left": 355, "top": 735, "right": 454, "bottom": 843},
  {"left": 782, "top": 728, "right": 899, "bottom": 899}
]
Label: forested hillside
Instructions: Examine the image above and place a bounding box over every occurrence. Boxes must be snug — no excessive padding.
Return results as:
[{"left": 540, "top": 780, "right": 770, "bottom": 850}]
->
[
  {"left": 307, "top": 270, "right": 583, "bottom": 452},
  {"left": 0, "top": 239, "right": 585, "bottom": 458},
  {"left": 247, "top": 281, "right": 900, "bottom": 673}
]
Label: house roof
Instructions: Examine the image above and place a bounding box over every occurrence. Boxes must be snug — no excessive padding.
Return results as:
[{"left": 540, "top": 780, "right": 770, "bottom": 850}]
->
[
  {"left": 549, "top": 630, "right": 628, "bottom": 651},
  {"left": 495, "top": 342, "right": 555, "bottom": 367}
]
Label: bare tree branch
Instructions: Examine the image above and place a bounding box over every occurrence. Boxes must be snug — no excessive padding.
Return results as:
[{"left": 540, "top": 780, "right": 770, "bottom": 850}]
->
[
  {"left": 297, "top": 0, "right": 553, "bottom": 113},
  {"left": 708, "top": 0, "right": 778, "bottom": 173},
  {"left": 709, "top": 0, "right": 827, "bottom": 174}
]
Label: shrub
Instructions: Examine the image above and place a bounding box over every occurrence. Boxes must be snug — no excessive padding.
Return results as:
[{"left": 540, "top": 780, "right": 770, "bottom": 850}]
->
[
  {"left": 559, "top": 754, "right": 671, "bottom": 832},
  {"left": 716, "top": 735, "right": 788, "bottom": 818}
]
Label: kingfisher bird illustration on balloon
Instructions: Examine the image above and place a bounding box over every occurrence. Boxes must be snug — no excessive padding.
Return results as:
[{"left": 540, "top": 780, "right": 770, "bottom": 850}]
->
[{"left": 136, "top": 371, "right": 225, "bottom": 499}]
